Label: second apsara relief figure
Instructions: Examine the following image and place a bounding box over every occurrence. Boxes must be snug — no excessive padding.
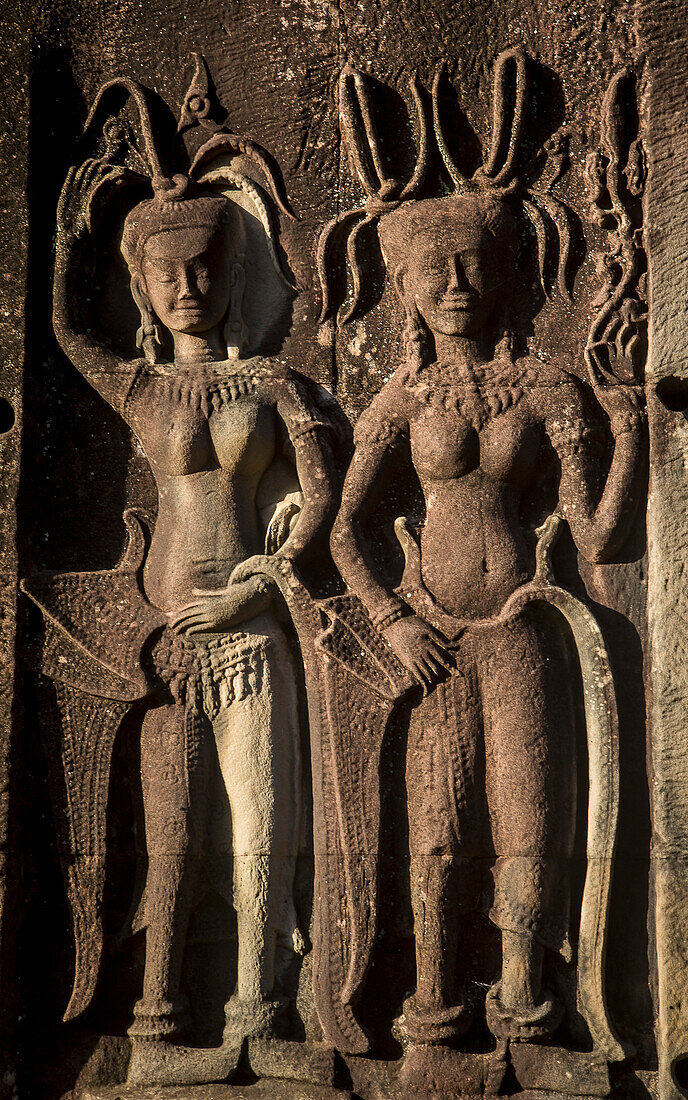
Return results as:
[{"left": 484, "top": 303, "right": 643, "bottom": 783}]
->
[
  {"left": 23, "top": 45, "right": 649, "bottom": 1100},
  {"left": 317, "top": 47, "right": 648, "bottom": 1098}
]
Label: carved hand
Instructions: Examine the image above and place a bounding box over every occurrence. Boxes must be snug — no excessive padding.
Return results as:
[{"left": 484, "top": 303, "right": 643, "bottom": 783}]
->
[
  {"left": 57, "top": 158, "right": 128, "bottom": 239},
  {"left": 168, "top": 576, "right": 274, "bottom": 635},
  {"left": 265, "top": 500, "right": 301, "bottom": 554},
  {"left": 382, "top": 614, "right": 455, "bottom": 692},
  {"left": 593, "top": 382, "right": 647, "bottom": 437},
  {"left": 229, "top": 555, "right": 276, "bottom": 585}
]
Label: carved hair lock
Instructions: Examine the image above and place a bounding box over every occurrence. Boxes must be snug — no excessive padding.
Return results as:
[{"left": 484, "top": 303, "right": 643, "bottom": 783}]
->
[{"left": 317, "top": 48, "right": 575, "bottom": 327}]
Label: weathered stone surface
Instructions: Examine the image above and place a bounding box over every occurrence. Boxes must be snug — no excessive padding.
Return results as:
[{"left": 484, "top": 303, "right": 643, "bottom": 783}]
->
[
  {"left": 82, "top": 1084, "right": 350, "bottom": 1100},
  {"left": 3, "top": 1, "right": 688, "bottom": 1099}
]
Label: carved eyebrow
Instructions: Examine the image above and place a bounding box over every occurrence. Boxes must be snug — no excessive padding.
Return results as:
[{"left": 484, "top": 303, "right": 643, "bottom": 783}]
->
[{"left": 143, "top": 248, "right": 214, "bottom": 266}]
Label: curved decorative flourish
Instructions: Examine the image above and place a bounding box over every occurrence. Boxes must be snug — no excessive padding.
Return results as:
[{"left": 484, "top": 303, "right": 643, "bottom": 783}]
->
[
  {"left": 73, "top": 55, "right": 296, "bottom": 280},
  {"left": 21, "top": 512, "right": 165, "bottom": 1021},
  {"left": 584, "top": 67, "right": 647, "bottom": 386},
  {"left": 482, "top": 46, "right": 528, "bottom": 184},
  {"left": 318, "top": 46, "right": 578, "bottom": 324},
  {"left": 499, "top": 515, "right": 627, "bottom": 1062},
  {"left": 431, "top": 64, "right": 467, "bottom": 190}
]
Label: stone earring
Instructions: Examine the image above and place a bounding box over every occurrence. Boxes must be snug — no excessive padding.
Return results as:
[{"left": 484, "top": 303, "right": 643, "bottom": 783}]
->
[
  {"left": 130, "top": 275, "right": 162, "bottom": 363},
  {"left": 224, "top": 262, "right": 249, "bottom": 359}
]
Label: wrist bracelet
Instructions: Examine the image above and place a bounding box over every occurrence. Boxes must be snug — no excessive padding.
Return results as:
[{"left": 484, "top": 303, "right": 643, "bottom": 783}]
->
[
  {"left": 611, "top": 410, "right": 646, "bottom": 436},
  {"left": 372, "top": 603, "right": 408, "bottom": 633}
]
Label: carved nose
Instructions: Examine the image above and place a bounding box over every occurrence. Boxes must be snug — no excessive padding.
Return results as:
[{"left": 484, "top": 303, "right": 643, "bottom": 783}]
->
[
  {"left": 177, "top": 270, "right": 195, "bottom": 298},
  {"left": 447, "top": 255, "right": 466, "bottom": 291}
]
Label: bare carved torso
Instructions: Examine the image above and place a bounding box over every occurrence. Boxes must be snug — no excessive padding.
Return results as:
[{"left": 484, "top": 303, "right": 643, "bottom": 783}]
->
[
  {"left": 127, "top": 369, "right": 280, "bottom": 610},
  {"left": 410, "top": 365, "right": 549, "bottom": 618},
  {"left": 349, "top": 355, "right": 594, "bottom": 621}
]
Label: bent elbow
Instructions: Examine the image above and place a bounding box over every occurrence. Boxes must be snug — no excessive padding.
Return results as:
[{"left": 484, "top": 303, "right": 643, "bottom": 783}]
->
[{"left": 576, "top": 531, "right": 617, "bottom": 565}]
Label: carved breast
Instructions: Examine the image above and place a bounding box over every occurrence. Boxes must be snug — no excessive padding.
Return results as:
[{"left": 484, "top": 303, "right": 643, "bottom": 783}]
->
[
  {"left": 208, "top": 400, "right": 277, "bottom": 477},
  {"left": 410, "top": 406, "right": 480, "bottom": 479},
  {"left": 410, "top": 403, "right": 542, "bottom": 488},
  {"left": 480, "top": 413, "right": 542, "bottom": 488},
  {"left": 128, "top": 378, "right": 277, "bottom": 478}
]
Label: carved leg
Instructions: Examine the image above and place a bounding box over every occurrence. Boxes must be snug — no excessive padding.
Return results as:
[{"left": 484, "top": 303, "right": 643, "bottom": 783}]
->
[
  {"left": 480, "top": 612, "right": 576, "bottom": 1042},
  {"left": 401, "top": 675, "right": 480, "bottom": 1049},
  {"left": 208, "top": 619, "right": 302, "bottom": 1046},
  {"left": 130, "top": 700, "right": 200, "bottom": 1041},
  {"left": 128, "top": 847, "right": 245, "bottom": 1087},
  {"left": 127, "top": 699, "right": 245, "bottom": 1088},
  {"left": 499, "top": 930, "right": 544, "bottom": 1011}
]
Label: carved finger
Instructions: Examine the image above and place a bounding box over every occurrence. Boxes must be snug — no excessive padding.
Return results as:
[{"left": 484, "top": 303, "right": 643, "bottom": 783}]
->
[
  {"left": 424, "top": 639, "right": 455, "bottom": 668},
  {"left": 83, "top": 160, "right": 105, "bottom": 189},
  {"left": 184, "top": 621, "right": 216, "bottom": 635},
  {"left": 170, "top": 606, "right": 213, "bottom": 629},
  {"left": 418, "top": 657, "right": 442, "bottom": 683},
  {"left": 412, "top": 659, "right": 433, "bottom": 689},
  {"left": 423, "top": 654, "right": 448, "bottom": 679},
  {"left": 72, "top": 160, "right": 94, "bottom": 190},
  {"left": 175, "top": 610, "right": 216, "bottom": 630},
  {"left": 169, "top": 599, "right": 206, "bottom": 618}
]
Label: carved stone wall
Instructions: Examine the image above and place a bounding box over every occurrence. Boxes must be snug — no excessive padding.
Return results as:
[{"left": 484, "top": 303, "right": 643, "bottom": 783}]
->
[{"left": 1, "top": 1, "right": 687, "bottom": 1098}]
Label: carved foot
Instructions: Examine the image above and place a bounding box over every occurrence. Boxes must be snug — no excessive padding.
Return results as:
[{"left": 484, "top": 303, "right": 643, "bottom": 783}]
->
[
  {"left": 248, "top": 1036, "right": 337, "bottom": 1086},
  {"left": 125, "top": 1038, "right": 242, "bottom": 1087},
  {"left": 398, "top": 995, "right": 474, "bottom": 1044},
  {"left": 485, "top": 981, "right": 564, "bottom": 1042},
  {"left": 222, "top": 993, "right": 289, "bottom": 1046},
  {"left": 509, "top": 1044, "right": 612, "bottom": 1097}
]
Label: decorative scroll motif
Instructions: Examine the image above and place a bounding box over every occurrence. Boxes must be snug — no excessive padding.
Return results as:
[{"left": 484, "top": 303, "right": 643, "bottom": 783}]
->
[{"left": 585, "top": 67, "right": 647, "bottom": 385}]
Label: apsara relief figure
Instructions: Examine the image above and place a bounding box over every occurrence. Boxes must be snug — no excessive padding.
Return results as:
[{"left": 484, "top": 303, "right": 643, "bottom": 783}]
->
[
  {"left": 317, "top": 49, "right": 648, "bottom": 1093},
  {"left": 23, "top": 62, "right": 337, "bottom": 1088}
]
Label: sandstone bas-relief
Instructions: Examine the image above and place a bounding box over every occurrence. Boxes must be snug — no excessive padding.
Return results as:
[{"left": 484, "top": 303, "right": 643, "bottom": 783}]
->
[
  {"left": 22, "top": 59, "right": 345, "bottom": 1091},
  {"left": 19, "top": 42, "right": 656, "bottom": 1100},
  {"left": 317, "top": 48, "right": 648, "bottom": 1097}
]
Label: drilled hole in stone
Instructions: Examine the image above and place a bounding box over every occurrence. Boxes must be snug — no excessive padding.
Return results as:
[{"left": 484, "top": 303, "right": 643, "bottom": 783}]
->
[
  {"left": 672, "top": 1055, "right": 688, "bottom": 1094},
  {"left": 656, "top": 376, "right": 688, "bottom": 412},
  {"left": 0, "top": 398, "right": 15, "bottom": 434}
]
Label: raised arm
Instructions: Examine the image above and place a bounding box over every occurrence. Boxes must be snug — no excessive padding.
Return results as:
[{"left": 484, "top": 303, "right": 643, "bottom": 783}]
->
[
  {"left": 54, "top": 161, "right": 140, "bottom": 415},
  {"left": 547, "top": 379, "right": 647, "bottom": 564}
]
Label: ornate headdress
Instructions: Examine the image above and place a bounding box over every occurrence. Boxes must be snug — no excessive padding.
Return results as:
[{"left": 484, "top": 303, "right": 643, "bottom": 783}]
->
[
  {"left": 317, "top": 47, "right": 574, "bottom": 327},
  {"left": 71, "top": 54, "right": 296, "bottom": 359}
]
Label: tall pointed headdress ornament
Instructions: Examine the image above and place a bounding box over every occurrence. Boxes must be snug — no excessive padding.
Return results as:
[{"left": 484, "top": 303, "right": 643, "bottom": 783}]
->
[
  {"left": 77, "top": 53, "right": 296, "bottom": 291},
  {"left": 317, "top": 47, "right": 574, "bottom": 326}
]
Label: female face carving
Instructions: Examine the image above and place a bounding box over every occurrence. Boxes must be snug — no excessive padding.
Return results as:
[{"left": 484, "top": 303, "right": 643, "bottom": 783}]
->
[
  {"left": 402, "top": 221, "right": 503, "bottom": 338},
  {"left": 140, "top": 224, "right": 233, "bottom": 335}
]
